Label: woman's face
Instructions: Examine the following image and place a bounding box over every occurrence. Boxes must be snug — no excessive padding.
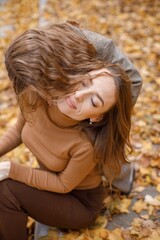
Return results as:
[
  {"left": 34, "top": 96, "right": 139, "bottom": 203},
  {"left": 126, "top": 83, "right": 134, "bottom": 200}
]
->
[{"left": 57, "top": 68, "right": 116, "bottom": 122}]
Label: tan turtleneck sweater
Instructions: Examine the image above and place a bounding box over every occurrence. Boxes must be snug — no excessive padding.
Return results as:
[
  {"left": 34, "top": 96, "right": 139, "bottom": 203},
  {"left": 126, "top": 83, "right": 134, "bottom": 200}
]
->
[{"left": 0, "top": 102, "right": 101, "bottom": 193}]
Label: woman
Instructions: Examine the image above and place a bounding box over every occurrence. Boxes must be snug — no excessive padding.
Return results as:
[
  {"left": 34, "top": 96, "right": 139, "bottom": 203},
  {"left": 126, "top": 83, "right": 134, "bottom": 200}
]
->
[{"left": 0, "top": 22, "right": 137, "bottom": 240}]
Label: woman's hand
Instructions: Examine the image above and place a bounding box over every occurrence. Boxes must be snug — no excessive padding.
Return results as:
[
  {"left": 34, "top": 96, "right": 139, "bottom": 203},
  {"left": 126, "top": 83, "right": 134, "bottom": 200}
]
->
[{"left": 0, "top": 161, "right": 10, "bottom": 181}]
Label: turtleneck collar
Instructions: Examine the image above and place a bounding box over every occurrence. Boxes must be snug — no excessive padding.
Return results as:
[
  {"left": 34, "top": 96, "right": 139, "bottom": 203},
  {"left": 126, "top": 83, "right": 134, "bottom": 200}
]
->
[{"left": 47, "top": 103, "right": 80, "bottom": 128}]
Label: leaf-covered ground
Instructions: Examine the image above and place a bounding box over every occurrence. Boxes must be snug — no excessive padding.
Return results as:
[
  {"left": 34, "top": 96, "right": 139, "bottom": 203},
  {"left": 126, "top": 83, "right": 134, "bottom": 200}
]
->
[{"left": 0, "top": 0, "right": 160, "bottom": 239}]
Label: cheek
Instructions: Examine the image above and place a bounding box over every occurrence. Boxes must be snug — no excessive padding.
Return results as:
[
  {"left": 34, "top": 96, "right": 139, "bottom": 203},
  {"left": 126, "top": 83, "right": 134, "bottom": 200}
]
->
[
  {"left": 79, "top": 106, "right": 96, "bottom": 118},
  {"left": 80, "top": 102, "right": 91, "bottom": 113},
  {"left": 57, "top": 100, "right": 69, "bottom": 114}
]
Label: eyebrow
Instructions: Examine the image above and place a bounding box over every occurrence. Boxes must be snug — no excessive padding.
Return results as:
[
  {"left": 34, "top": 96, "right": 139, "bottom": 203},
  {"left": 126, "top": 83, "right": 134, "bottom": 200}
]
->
[{"left": 96, "top": 93, "right": 104, "bottom": 106}]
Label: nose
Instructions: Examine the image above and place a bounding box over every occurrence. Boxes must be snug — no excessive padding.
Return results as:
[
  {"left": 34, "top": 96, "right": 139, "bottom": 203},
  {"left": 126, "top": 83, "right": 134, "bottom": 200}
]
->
[{"left": 75, "top": 89, "right": 90, "bottom": 102}]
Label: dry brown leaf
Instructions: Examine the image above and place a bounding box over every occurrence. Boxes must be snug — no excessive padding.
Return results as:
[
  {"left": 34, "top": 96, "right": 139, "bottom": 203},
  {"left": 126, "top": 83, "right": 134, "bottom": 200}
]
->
[
  {"left": 132, "top": 199, "right": 148, "bottom": 213},
  {"left": 108, "top": 228, "right": 124, "bottom": 240},
  {"left": 144, "top": 195, "right": 160, "bottom": 207},
  {"left": 156, "top": 184, "right": 160, "bottom": 192}
]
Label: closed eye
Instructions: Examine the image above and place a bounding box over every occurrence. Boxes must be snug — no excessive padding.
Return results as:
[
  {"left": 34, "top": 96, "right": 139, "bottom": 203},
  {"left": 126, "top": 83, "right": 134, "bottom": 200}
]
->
[
  {"left": 91, "top": 98, "right": 97, "bottom": 107},
  {"left": 91, "top": 95, "right": 104, "bottom": 108}
]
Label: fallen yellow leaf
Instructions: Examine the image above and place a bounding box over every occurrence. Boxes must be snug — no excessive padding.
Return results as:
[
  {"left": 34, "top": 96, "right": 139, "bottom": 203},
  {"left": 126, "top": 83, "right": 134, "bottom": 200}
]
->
[
  {"left": 156, "top": 184, "right": 160, "bottom": 192},
  {"left": 108, "top": 228, "right": 124, "bottom": 240},
  {"left": 144, "top": 195, "right": 160, "bottom": 206},
  {"left": 132, "top": 199, "right": 148, "bottom": 213}
]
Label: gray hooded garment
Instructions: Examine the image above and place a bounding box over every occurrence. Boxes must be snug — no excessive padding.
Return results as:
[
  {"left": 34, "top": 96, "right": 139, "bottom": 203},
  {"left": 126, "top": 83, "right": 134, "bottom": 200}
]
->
[{"left": 72, "top": 26, "right": 142, "bottom": 106}]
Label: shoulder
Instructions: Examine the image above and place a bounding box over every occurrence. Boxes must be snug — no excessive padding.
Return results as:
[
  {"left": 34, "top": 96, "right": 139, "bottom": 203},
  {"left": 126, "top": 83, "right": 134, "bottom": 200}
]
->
[{"left": 82, "top": 29, "right": 112, "bottom": 48}]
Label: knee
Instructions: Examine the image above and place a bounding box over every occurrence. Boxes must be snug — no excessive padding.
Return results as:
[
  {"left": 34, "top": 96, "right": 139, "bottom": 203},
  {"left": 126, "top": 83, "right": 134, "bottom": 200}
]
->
[{"left": 71, "top": 213, "right": 98, "bottom": 230}]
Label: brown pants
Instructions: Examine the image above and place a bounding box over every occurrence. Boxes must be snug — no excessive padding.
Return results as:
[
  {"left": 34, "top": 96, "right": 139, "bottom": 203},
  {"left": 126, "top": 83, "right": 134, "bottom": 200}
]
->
[{"left": 0, "top": 179, "right": 105, "bottom": 240}]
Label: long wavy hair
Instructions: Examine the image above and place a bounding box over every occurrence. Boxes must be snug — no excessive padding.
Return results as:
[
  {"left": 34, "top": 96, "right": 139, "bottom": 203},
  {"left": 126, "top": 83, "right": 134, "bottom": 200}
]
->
[
  {"left": 82, "top": 64, "right": 133, "bottom": 182},
  {"left": 5, "top": 22, "right": 133, "bottom": 182}
]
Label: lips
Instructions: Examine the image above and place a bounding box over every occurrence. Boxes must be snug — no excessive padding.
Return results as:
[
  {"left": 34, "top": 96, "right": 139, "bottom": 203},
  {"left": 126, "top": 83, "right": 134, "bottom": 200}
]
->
[{"left": 66, "top": 96, "right": 76, "bottom": 109}]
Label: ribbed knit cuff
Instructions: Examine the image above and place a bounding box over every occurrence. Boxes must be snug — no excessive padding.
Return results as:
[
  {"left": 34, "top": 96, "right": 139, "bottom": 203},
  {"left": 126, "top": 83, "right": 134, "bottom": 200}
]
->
[{"left": 9, "top": 162, "right": 31, "bottom": 184}]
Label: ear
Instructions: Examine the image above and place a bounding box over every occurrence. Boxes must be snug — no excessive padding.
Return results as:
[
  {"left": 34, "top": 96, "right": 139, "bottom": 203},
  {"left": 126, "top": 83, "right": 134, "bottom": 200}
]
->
[{"left": 90, "top": 115, "right": 103, "bottom": 123}]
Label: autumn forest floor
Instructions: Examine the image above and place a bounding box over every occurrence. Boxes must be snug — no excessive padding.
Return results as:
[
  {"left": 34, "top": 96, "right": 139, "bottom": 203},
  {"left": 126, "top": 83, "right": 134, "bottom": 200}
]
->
[{"left": 0, "top": 0, "right": 160, "bottom": 240}]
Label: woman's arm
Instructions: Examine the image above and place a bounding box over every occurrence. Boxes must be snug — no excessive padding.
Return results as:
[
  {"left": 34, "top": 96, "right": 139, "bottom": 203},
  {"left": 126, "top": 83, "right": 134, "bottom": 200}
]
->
[
  {"left": 0, "top": 112, "right": 25, "bottom": 156},
  {"left": 8, "top": 142, "right": 98, "bottom": 193}
]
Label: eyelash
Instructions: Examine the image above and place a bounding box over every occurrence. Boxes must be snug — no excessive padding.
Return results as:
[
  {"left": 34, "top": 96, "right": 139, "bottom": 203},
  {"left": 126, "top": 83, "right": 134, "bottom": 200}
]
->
[
  {"left": 91, "top": 98, "right": 97, "bottom": 107},
  {"left": 82, "top": 81, "right": 97, "bottom": 107}
]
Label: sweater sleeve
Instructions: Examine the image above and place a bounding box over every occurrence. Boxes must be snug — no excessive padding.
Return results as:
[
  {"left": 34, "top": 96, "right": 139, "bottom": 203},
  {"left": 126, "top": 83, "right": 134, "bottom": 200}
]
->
[
  {"left": 0, "top": 112, "right": 25, "bottom": 156},
  {"left": 82, "top": 29, "right": 143, "bottom": 105},
  {"left": 9, "top": 142, "right": 96, "bottom": 193}
]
